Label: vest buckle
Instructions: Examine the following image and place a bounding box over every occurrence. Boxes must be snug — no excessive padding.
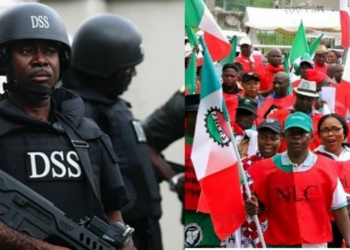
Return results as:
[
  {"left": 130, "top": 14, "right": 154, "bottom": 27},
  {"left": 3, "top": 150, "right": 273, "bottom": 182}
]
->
[{"left": 71, "top": 140, "right": 89, "bottom": 148}]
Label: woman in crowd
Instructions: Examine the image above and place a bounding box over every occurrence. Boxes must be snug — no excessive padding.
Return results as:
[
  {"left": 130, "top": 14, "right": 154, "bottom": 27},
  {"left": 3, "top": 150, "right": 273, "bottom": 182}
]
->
[
  {"left": 315, "top": 113, "right": 350, "bottom": 248},
  {"left": 327, "top": 50, "right": 340, "bottom": 65},
  {"left": 240, "top": 72, "right": 265, "bottom": 108}
]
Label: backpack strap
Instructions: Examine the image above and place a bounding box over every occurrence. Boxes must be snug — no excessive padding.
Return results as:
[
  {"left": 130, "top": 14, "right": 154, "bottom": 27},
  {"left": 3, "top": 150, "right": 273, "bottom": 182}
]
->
[{"left": 56, "top": 113, "right": 108, "bottom": 221}]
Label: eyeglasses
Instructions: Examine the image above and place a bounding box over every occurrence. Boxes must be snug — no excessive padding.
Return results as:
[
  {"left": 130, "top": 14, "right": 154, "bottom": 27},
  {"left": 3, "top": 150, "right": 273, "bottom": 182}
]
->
[{"left": 319, "top": 127, "right": 343, "bottom": 135}]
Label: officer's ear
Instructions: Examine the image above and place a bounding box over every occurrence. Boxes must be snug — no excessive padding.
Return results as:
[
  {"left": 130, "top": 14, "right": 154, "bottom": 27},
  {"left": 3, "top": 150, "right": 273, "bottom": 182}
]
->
[
  {"left": 0, "top": 47, "right": 9, "bottom": 74},
  {"left": 0, "top": 54, "right": 6, "bottom": 72}
]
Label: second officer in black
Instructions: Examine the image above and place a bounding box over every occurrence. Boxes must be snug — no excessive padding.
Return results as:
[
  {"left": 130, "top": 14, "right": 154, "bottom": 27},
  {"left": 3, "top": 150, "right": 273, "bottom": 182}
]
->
[{"left": 62, "top": 14, "right": 162, "bottom": 250}]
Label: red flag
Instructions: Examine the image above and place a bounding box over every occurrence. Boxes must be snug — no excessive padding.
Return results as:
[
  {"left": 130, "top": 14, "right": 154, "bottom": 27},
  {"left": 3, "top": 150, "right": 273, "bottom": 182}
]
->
[
  {"left": 185, "top": 0, "right": 231, "bottom": 67},
  {"left": 340, "top": 0, "right": 350, "bottom": 48},
  {"left": 336, "top": 47, "right": 350, "bottom": 115},
  {"left": 305, "top": 69, "right": 330, "bottom": 83},
  {"left": 191, "top": 37, "right": 245, "bottom": 240}
]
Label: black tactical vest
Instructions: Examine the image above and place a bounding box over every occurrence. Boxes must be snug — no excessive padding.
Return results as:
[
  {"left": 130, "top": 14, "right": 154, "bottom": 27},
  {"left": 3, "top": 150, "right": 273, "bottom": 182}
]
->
[{"left": 84, "top": 99, "right": 162, "bottom": 221}]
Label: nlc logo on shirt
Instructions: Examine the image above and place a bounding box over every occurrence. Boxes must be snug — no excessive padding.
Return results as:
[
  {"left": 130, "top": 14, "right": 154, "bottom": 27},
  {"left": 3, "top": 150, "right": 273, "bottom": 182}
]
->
[{"left": 26, "top": 150, "right": 83, "bottom": 181}]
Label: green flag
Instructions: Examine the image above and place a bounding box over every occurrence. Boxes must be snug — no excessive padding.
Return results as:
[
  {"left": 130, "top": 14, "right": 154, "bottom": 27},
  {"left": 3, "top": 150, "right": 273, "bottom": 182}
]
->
[
  {"left": 185, "top": 25, "right": 199, "bottom": 46},
  {"left": 309, "top": 33, "right": 324, "bottom": 58},
  {"left": 289, "top": 21, "right": 309, "bottom": 66},
  {"left": 185, "top": 0, "right": 231, "bottom": 63},
  {"left": 283, "top": 52, "right": 293, "bottom": 94},
  {"left": 219, "top": 36, "right": 237, "bottom": 66},
  {"left": 185, "top": 51, "right": 197, "bottom": 94}
]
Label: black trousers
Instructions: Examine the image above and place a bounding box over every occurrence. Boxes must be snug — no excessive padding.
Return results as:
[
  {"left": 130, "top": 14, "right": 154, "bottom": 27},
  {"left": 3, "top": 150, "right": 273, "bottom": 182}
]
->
[{"left": 128, "top": 217, "right": 163, "bottom": 250}]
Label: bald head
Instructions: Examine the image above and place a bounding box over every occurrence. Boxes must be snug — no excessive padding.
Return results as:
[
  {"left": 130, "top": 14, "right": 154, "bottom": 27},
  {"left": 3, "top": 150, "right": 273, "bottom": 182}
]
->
[
  {"left": 273, "top": 72, "right": 289, "bottom": 97},
  {"left": 334, "top": 64, "right": 344, "bottom": 83},
  {"left": 274, "top": 72, "right": 289, "bottom": 82},
  {"left": 268, "top": 48, "right": 282, "bottom": 67},
  {"left": 327, "top": 64, "right": 337, "bottom": 78},
  {"left": 268, "top": 48, "right": 282, "bottom": 56}
]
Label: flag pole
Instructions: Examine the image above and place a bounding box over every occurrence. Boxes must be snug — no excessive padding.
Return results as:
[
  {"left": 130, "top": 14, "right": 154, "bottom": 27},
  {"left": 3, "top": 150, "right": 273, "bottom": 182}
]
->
[
  {"left": 229, "top": 127, "right": 267, "bottom": 248},
  {"left": 197, "top": 35, "right": 265, "bottom": 245}
]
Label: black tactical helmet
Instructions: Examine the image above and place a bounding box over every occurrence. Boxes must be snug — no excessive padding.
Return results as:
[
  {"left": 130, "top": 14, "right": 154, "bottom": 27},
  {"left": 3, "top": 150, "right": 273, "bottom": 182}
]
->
[
  {"left": 0, "top": 2, "right": 71, "bottom": 75},
  {"left": 72, "top": 14, "right": 144, "bottom": 79}
]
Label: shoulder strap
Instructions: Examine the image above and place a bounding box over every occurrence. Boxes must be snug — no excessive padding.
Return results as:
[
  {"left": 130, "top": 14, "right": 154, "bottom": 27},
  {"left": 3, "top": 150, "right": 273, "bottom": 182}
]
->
[{"left": 55, "top": 113, "right": 104, "bottom": 211}]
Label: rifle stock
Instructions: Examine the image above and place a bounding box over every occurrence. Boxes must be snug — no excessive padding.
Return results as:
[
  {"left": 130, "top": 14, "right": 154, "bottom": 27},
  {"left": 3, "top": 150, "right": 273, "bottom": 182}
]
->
[{"left": 0, "top": 168, "right": 126, "bottom": 250}]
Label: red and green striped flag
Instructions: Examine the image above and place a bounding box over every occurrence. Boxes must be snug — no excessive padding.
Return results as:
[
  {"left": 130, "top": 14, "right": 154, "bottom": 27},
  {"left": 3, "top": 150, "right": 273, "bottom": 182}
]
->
[
  {"left": 191, "top": 37, "right": 245, "bottom": 241},
  {"left": 219, "top": 36, "right": 238, "bottom": 66},
  {"left": 185, "top": 0, "right": 231, "bottom": 66}
]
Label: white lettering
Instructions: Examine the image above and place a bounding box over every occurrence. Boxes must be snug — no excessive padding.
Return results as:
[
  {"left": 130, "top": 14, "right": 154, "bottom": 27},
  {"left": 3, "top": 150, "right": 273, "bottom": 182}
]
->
[
  {"left": 43, "top": 16, "right": 50, "bottom": 28},
  {"left": 28, "top": 152, "right": 50, "bottom": 178},
  {"left": 50, "top": 151, "right": 66, "bottom": 178},
  {"left": 30, "top": 16, "right": 49, "bottom": 29},
  {"left": 67, "top": 152, "right": 81, "bottom": 178},
  {"left": 38, "top": 16, "right": 44, "bottom": 28},
  {"left": 30, "top": 16, "right": 39, "bottom": 28}
]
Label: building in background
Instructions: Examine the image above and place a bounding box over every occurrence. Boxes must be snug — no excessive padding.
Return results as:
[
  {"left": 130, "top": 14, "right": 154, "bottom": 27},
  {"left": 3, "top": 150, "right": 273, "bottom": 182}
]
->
[{"left": 289, "top": 0, "right": 339, "bottom": 10}]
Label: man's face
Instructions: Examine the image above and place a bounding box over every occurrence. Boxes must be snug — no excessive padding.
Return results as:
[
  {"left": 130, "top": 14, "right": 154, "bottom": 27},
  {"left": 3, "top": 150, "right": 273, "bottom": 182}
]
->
[
  {"left": 294, "top": 94, "right": 314, "bottom": 113},
  {"left": 240, "top": 44, "right": 252, "bottom": 57},
  {"left": 299, "top": 64, "right": 312, "bottom": 79},
  {"left": 272, "top": 75, "right": 288, "bottom": 96},
  {"left": 257, "top": 129, "right": 282, "bottom": 158},
  {"left": 222, "top": 68, "right": 238, "bottom": 87},
  {"left": 115, "top": 67, "right": 137, "bottom": 95},
  {"left": 268, "top": 50, "right": 282, "bottom": 67},
  {"left": 235, "top": 109, "right": 256, "bottom": 130},
  {"left": 284, "top": 127, "right": 314, "bottom": 155},
  {"left": 334, "top": 65, "right": 344, "bottom": 83},
  {"left": 9, "top": 40, "right": 60, "bottom": 89},
  {"left": 314, "top": 53, "right": 327, "bottom": 66}
]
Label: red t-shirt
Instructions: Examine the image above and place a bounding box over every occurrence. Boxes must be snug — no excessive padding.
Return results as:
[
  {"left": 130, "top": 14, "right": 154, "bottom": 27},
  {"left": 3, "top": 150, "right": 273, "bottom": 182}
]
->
[
  {"left": 256, "top": 64, "right": 285, "bottom": 91},
  {"left": 258, "top": 95, "right": 296, "bottom": 123},
  {"left": 224, "top": 95, "right": 239, "bottom": 124},
  {"left": 313, "top": 63, "right": 328, "bottom": 74},
  {"left": 235, "top": 53, "right": 264, "bottom": 73}
]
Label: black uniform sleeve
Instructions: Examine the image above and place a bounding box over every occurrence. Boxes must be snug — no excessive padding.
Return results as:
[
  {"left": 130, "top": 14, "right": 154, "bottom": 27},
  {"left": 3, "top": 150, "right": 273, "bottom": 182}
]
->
[
  {"left": 142, "top": 90, "right": 185, "bottom": 152},
  {"left": 98, "top": 134, "right": 129, "bottom": 212}
]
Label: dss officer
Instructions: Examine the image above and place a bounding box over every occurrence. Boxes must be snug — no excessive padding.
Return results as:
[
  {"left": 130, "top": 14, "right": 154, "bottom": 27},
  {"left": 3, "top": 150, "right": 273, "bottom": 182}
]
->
[
  {"left": 62, "top": 14, "right": 162, "bottom": 250},
  {"left": 0, "top": 3, "right": 133, "bottom": 249}
]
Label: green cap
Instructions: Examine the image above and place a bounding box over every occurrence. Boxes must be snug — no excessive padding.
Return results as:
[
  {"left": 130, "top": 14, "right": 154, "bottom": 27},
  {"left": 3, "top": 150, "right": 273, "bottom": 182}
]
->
[{"left": 284, "top": 112, "right": 313, "bottom": 132}]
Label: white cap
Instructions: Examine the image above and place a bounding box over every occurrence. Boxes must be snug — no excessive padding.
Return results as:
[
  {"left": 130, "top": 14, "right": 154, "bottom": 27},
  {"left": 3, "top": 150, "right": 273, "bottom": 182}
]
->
[{"left": 239, "top": 37, "right": 252, "bottom": 46}]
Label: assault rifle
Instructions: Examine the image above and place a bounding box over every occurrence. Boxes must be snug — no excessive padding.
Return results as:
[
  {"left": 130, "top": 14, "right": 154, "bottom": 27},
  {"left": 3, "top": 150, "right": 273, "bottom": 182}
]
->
[{"left": 0, "top": 168, "right": 134, "bottom": 250}]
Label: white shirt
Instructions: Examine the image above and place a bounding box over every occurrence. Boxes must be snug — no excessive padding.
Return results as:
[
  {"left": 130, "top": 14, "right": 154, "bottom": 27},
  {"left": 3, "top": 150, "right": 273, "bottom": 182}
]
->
[{"left": 315, "top": 145, "right": 350, "bottom": 161}]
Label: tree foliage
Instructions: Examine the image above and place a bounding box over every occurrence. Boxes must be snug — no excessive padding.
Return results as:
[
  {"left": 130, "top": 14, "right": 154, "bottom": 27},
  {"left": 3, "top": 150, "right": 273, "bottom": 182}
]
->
[{"left": 215, "top": 0, "right": 277, "bottom": 9}]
